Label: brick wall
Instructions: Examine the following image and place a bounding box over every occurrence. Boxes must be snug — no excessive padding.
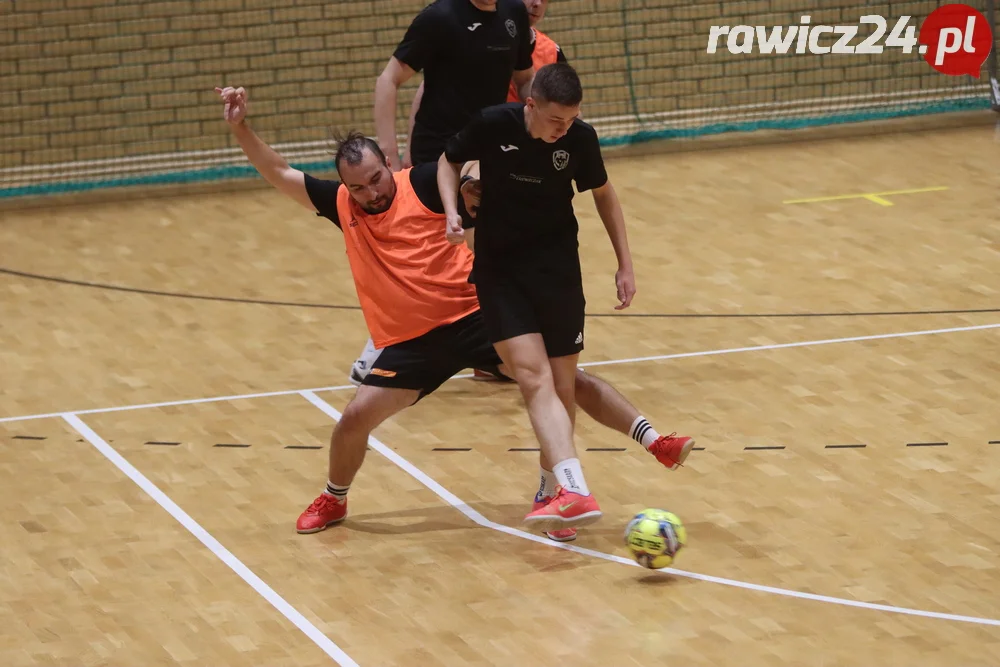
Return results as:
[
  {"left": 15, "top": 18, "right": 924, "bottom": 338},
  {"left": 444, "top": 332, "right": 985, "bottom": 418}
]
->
[{"left": 1, "top": 0, "right": 995, "bottom": 177}]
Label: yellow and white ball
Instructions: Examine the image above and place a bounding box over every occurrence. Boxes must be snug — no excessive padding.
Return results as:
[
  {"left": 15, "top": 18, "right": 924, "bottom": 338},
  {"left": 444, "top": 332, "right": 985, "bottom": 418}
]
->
[{"left": 624, "top": 509, "right": 686, "bottom": 569}]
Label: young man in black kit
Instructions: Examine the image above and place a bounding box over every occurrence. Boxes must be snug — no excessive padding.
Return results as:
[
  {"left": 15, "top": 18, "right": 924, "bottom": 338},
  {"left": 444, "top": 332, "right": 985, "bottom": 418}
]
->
[
  {"left": 437, "top": 63, "right": 694, "bottom": 532},
  {"left": 374, "top": 0, "right": 535, "bottom": 171}
]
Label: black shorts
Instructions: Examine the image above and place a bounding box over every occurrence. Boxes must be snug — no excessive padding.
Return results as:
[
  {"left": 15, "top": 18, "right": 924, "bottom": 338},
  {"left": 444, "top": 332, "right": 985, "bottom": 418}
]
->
[
  {"left": 473, "top": 262, "right": 586, "bottom": 359},
  {"left": 360, "top": 311, "right": 504, "bottom": 401}
]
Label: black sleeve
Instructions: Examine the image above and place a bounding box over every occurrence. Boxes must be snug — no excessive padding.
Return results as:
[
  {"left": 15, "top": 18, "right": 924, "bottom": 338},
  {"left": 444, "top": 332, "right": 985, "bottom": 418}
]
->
[
  {"left": 392, "top": 4, "right": 443, "bottom": 73},
  {"left": 556, "top": 44, "right": 567, "bottom": 63},
  {"left": 409, "top": 162, "right": 476, "bottom": 228},
  {"left": 303, "top": 174, "right": 343, "bottom": 229},
  {"left": 444, "top": 110, "right": 492, "bottom": 164},
  {"left": 513, "top": 3, "right": 533, "bottom": 71},
  {"left": 573, "top": 125, "right": 609, "bottom": 193}
]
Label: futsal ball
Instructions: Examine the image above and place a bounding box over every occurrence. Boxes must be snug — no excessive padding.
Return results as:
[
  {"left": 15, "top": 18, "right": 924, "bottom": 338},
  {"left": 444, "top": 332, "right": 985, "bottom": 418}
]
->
[{"left": 624, "top": 509, "right": 686, "bottom": 570}]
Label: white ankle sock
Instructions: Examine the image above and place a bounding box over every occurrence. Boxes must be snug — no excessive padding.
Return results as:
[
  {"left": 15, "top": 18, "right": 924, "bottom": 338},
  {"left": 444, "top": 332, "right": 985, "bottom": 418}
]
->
[
  {"left": 630, "top": 416, "right": 660, "bottom": 449},
  {"left": 536, "top": 467, "right": 558, "bottom": 500},
  {"left": 553, "top": 458, "right": 590, "bottom": 496}
]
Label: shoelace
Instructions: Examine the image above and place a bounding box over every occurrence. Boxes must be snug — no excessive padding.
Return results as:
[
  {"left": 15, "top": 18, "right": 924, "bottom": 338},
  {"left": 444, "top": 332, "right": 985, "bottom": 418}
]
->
[
  {"left": 307, "top": 494, "right": 341, "bottom": 514},
  {"left": 652, "top": 433, "right": 686, "bottom": 468}
]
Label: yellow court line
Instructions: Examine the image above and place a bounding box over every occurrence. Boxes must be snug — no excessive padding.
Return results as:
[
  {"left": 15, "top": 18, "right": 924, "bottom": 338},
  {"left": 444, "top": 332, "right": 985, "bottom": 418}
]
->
[
  {"left": 863, "top": 194, "right": 894, "bottom": 206},
  {"left": 783, "top": 186, "right": 949, "bottom": 206}
]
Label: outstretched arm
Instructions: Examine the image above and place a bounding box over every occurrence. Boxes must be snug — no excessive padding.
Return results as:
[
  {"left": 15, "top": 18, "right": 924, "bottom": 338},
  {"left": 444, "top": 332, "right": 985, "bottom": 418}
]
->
[{"left": 215, "top": 86, "right": 316, "bottom": 212}]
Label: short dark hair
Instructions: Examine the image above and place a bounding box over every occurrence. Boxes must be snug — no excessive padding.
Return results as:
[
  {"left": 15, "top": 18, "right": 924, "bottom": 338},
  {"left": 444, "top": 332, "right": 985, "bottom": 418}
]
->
[
  {"left": 530, "top": 63, "right": 583, "bottom": 106},
  {"left": 331, "top": 129, "right": 387, "bottom": 173}
]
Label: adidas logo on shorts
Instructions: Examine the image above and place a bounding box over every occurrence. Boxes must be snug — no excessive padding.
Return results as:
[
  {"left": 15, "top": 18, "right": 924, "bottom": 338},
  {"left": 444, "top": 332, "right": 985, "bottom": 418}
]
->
[{"left": 575, "top": 332, "right": 583, "bottom": 345}]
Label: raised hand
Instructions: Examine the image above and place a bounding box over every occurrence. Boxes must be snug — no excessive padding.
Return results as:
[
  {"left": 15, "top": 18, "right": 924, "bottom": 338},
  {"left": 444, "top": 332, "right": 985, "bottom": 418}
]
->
[{"left": 215, "top": 86, "right": 248, "bottom": 125}]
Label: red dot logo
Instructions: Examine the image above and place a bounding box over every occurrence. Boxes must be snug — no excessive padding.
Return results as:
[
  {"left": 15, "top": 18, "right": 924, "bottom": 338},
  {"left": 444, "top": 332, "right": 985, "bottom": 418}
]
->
[{"left": 919, "top": 4, "right": 994, "bottom": 76}]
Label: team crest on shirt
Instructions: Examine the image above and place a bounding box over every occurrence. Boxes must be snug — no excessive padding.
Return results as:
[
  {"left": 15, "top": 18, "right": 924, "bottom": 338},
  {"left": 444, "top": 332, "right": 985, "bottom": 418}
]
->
[
  {"left": 505, "top": 19, "right": 517, "bottom": 37},
  {"left": 552, "top": 150, "right": 570, "bottom": 171}
]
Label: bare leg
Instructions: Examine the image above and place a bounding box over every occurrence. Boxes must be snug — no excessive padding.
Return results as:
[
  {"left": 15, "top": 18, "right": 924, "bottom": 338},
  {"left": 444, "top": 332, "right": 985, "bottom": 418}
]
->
[
  {"left": 298, "top": 384, "right": 419, "bottom": 533},
  {"left": 573, "top": 367, "right": 696, "bottom": 469},
  {"left": 327, "top": 385, "right": 419, "bottom": 486},
  {"left": 493, "top": 333, "right": 578, "bottom": 466},
  {"left": 573, "top": 367, "right": 641, "bottom": 435},
  {"left": 540, "top": 354, "right": 578, "bottom": 471}
]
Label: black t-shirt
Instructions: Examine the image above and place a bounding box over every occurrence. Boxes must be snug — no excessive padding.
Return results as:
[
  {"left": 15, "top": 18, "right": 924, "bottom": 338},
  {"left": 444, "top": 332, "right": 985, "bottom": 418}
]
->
[
  {"left": 394, "top": 0, "right": 533, "bottom": 163},
  {"left": 444, "top": 102, "right": 608, "bottom": 268},
  {"left": 303, "top": 162, "right": 471, "bottom": 228}
]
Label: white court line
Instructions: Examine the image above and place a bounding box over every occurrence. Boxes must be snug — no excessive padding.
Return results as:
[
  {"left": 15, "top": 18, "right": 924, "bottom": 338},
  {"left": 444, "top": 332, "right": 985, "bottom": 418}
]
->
[
  {"left": 3, "top": 321, "right": 999, "bottom": 425},
  {"left": 63, "top": 414, "right": 359, "bottom": 667},
  {"left": 299, "top": 391, "right": 1000, "bottom": 629}
]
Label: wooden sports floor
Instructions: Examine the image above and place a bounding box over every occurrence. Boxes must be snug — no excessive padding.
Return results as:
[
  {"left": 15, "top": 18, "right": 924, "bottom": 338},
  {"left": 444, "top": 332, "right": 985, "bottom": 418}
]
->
[{"left": 2, "top": 123, "right": 1000, "bottom": 666}]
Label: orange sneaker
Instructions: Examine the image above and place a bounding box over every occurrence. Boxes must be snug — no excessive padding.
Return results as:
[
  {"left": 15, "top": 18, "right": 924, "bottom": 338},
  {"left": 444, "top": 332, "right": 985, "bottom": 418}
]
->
[
  {"left": 649, "top": 433, "right": 695, "bottom": 470},
  {"left": 532, "top": 495, "right": 578, "bottom": 542},
  {"left": 523, "top": 486, "right": 602, "bottom": 532},
  {"left": 296, "top": 493, "right": 347, "bottom": 534}
]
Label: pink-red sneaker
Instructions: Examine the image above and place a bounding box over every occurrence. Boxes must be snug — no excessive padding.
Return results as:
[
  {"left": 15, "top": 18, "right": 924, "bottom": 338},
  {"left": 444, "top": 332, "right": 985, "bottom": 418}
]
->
[
  {"left": 532, "top": 495, "right": 578, "bottom": 542},
  {"left": 296, "top": 493, "right": 347, "bottom": 534},
  {"left": 649, "top": 433, "right": 695, "bottom": 470},
  {"left": 523, "top": 486, "right": 602, "bottom": 532}
]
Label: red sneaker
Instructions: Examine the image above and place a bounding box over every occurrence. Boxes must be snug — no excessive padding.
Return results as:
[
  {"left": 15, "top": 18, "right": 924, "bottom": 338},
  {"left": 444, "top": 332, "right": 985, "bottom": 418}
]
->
[
  {"left": 472, "top": 368, "right": 515, "bottom": 382},
  {"left": 532, "top": 495, "right": 578, "bottom": 542},
  {"left": 649, "top": 433, "right": 696, "bottom": 470},
  {"left": 296, "top": 494, "right": 347, "bottom": 534},
  {"left": 523, "top": 486, "right": 601, "bottom": 532}
]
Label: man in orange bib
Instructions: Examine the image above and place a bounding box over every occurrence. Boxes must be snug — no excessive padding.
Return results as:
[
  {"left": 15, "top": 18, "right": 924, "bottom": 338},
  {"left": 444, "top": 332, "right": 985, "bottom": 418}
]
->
[{"left": 215, "top": 85, "right": 695, "bottom": 543}]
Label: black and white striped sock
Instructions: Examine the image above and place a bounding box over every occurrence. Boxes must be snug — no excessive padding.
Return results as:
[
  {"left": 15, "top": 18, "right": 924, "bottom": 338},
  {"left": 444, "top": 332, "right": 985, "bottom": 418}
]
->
[
  {"left": 324, "top": 480, "right": 350, "bottom": 500},
  {"left": 629, "top": 417, "right": 660, "bottom": 450}
]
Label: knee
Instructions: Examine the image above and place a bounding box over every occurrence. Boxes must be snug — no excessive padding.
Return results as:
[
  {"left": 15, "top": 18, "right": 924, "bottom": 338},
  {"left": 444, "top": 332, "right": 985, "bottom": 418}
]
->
[
  {"left": 335, "top": 401, "right": 376, "bottom": 440},
  {"left": 511, "top": 360, "right": 553, "bottom": 394}
]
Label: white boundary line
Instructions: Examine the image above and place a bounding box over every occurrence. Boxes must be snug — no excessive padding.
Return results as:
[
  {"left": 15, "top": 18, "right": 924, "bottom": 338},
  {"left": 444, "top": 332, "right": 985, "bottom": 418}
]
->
[
  {"left": 2, "top": 321, "right": 999, "bottom": 425},
  {"left": 63, "top": 413, "right": 358, "bottom": 667},
  {"left": 298, "top": 391, "right": 1000, "bottom": 629}
]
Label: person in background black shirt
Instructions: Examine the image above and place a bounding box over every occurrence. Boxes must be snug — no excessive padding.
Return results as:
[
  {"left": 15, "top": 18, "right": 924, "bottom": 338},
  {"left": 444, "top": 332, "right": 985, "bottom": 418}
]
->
[
  {"left": 403, "top": 0, "right": 569, "bottom": 170},
  {"left": 438, "top": 63, "right": 653, "bottom": 532},
  {"left": 374, "top": 0, "right": 534, "bottom": 171}
]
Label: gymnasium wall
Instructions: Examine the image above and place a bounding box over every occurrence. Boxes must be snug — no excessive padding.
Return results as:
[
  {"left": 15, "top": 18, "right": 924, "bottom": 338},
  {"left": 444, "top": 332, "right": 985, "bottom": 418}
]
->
[{"left": 1, "top": 0, "right": 996, "bottom": 192}]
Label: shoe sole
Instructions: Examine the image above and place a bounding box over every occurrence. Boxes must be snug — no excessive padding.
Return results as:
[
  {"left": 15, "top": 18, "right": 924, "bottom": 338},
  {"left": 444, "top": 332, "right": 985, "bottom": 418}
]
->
[
  {"left": 545, "top": 531, "right": 578, "bottom": 542},
  {"left": 524, "top": 509, "right": 602, "bottom": 533},
  {"left": 662, "top": 437, "right": 696, "bottom": 470},
  {"left": 676, "top": 437, "right": 696, "bottom": 467},
  {"left": 296, "top": 516, "right": 346, "bottom": 534}
]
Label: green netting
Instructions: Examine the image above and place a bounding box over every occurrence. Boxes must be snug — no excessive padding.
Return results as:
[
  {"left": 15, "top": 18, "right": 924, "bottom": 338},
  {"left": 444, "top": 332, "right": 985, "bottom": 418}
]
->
[{"left": 1, "top": 0, "right": 997, "bottom": 199}]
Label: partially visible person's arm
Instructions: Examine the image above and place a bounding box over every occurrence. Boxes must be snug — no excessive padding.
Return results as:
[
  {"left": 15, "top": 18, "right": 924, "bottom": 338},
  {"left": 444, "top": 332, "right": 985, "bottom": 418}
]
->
[
  {"left": 374, "top": 58, "right": 416, "bottom": 171},
  {"left": 402, "top": 79, "right": 425, "bottom": 169},
  {"left": 511, "top": 2, "right": 535, "bottom": 101},
  {"left": 438, "top": 112, "right": 490, "bottom": 244},
  {"left": 376, "top": 6, "right": 440, "bottom": 170}
]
